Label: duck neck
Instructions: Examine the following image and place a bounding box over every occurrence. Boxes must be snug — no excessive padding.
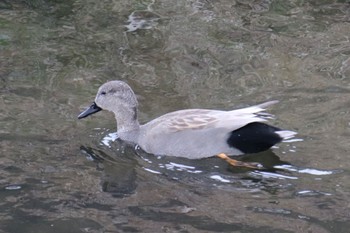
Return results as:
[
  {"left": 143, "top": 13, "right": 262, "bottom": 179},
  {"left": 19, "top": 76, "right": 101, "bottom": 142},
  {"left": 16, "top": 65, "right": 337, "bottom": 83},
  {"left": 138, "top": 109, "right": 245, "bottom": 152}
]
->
[{"left": 115, "top": 106, "right": 140, "bottom": 133}]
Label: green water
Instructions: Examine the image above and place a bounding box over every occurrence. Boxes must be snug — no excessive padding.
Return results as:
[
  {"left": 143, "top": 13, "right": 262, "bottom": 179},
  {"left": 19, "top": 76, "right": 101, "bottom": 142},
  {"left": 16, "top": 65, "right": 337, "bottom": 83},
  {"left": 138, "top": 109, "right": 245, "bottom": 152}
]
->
[{"left": 1, "top": 0, "right": 350, "bottom": 232}]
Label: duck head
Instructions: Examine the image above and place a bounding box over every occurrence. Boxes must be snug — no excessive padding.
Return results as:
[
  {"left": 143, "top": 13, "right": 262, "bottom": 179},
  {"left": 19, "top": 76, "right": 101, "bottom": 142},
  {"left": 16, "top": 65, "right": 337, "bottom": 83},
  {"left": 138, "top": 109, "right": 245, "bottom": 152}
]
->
[{"left": 78, "top": 80, "right": 138, "bottom": 119}]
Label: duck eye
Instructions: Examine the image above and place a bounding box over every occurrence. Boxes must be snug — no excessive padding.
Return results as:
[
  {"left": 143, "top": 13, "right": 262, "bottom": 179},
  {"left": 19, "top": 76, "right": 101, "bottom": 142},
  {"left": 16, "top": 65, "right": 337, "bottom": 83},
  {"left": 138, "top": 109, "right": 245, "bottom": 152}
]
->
[{"left": 101, "top": 91, "right": 106, "bottom": 95}]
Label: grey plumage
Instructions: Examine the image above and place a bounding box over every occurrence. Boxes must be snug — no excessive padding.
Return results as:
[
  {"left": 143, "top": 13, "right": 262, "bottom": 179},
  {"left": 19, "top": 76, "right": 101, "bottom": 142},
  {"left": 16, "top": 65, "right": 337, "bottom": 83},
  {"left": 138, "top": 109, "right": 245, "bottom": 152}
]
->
[{"left": 78, "top": 80, "right": 296, "bottom": 158}]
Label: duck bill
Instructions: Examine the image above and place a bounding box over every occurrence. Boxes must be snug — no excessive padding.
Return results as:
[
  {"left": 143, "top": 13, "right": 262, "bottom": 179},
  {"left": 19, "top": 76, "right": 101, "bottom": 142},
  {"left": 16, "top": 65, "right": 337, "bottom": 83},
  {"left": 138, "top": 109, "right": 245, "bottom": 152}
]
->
[{"left": 78, "top": 102, "right": 102, "bottom": 119}]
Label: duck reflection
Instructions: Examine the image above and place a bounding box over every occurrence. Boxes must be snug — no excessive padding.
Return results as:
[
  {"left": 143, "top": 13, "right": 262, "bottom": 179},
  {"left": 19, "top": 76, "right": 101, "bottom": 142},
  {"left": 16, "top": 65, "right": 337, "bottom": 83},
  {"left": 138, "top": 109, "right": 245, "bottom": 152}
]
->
[
  {"left": 80, "top": 143, "right": 138, "bottom": 198},
  {"left": 80, "top": 139, "right": 294, "bottom": 197}
]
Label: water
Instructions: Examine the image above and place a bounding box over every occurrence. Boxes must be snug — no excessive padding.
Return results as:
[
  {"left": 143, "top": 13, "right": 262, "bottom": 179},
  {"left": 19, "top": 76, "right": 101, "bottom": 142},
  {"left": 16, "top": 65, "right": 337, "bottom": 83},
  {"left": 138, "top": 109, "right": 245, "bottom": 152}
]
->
[{"left": 1, "top": 0, "right": 350, "bottom": 232}]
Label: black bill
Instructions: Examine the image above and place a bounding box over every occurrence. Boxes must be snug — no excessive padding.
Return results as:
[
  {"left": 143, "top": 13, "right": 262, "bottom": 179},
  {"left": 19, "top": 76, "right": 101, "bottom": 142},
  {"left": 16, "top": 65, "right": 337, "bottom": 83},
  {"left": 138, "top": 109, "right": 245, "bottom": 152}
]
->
[{"left": 78, "top": 102, "right": 102, "bottom": 119}]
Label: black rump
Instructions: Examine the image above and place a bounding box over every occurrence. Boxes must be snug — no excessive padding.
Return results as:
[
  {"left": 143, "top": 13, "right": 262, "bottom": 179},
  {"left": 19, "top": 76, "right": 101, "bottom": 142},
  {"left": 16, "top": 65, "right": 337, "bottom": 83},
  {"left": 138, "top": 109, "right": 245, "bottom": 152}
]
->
[{"left": 227, "top": 122, "right": 283, "bottom": 154}]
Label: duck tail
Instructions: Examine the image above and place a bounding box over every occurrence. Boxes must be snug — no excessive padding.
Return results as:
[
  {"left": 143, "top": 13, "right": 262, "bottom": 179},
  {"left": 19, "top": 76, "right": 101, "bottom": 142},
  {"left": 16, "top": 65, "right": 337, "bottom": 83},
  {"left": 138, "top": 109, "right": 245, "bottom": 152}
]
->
[
  {"left": 276, "top": 130, "right": 297, "bottom": 140},
  {"left": 256, "top": 100, "right": 279, "bottom": 109}
]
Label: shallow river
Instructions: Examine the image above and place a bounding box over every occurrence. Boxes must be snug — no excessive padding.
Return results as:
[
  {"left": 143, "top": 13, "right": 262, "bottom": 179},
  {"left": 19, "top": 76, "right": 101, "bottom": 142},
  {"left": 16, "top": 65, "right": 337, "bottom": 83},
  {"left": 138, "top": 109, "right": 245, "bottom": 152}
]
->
[{"left": 1, "top": 0, "right": 350, "bottom": 232}]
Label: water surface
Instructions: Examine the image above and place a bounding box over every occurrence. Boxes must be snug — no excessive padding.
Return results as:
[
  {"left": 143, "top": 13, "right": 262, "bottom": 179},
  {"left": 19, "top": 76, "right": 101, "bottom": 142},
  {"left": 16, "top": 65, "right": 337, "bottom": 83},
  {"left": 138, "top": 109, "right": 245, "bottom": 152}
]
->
[{"left": 1, "top": 0, "right": 350, "bottom": 232}]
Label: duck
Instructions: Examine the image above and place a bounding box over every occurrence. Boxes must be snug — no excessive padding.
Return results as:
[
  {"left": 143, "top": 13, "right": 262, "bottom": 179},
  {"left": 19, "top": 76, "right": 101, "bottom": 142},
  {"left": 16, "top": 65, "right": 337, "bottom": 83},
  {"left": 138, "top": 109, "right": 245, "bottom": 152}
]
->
[{"left": 78, "top": 80, "right": 296, "bottom": 169}]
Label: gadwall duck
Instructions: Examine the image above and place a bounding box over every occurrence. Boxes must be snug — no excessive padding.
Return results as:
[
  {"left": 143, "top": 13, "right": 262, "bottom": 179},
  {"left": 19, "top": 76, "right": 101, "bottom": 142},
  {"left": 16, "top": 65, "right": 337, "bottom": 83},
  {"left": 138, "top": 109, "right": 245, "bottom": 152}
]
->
[{"left": 78, "top": 80, "right": 296, "bottom": 168}]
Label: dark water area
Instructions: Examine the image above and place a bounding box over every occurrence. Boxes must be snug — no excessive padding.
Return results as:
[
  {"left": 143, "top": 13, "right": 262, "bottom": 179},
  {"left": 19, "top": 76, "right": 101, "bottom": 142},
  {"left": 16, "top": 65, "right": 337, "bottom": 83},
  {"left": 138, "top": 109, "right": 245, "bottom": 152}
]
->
[{"left": 1, "top": 0, "right": 350, "bottom": 232}]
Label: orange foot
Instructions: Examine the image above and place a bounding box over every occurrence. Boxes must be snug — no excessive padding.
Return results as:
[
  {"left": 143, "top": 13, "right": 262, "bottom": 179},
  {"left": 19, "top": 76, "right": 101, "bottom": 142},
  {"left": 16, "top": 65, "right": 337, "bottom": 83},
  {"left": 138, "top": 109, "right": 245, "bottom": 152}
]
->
[{"left": 217, "top": 153, "right": 263, "bottom": 169}]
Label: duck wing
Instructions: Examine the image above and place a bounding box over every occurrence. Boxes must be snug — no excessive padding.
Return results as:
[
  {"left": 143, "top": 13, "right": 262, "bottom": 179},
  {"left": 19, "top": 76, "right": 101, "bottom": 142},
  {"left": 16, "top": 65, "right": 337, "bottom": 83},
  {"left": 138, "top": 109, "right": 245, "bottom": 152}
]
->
[
  {"left": 137, "top": 101, "right": 282, "bottom": 157},
  {"left": 144, "top": 100, "right": 277, "bottom": 133}
]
